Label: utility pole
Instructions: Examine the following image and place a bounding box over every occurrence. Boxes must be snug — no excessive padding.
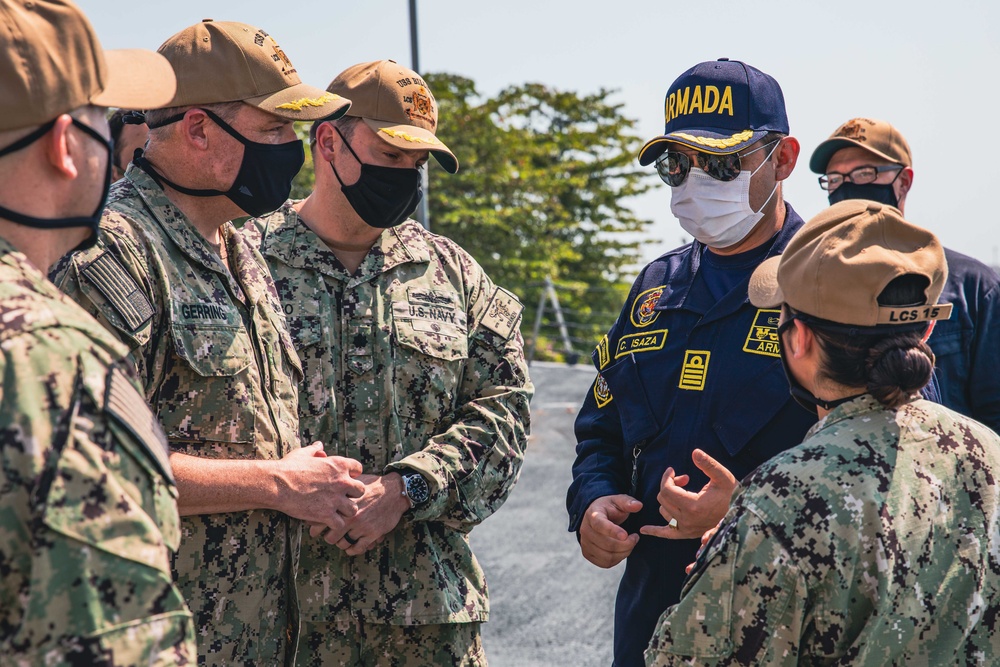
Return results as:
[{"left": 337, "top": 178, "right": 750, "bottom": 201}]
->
[{"left": 409, "top": 0, "right": 430, "bottom": 231}]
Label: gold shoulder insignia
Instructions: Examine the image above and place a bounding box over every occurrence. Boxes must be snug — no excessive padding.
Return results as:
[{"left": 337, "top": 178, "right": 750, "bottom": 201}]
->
[
  {"left": 105, "top": 368, "right": 173, "bottom": 484},
  {"left": 81, "top": 252, "right": 153, "bottom": 333},
  {"left": 481, "top": 286, "right": 523, "bottom": 339},
  {"left": 596, "top": 335, "right": 610, "bottom": 369}
]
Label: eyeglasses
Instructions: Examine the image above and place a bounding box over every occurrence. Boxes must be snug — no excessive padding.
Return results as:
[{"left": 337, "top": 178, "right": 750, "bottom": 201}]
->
[
  {"left": 818, "top": 165, "right": 902, "bottom": 192},
  {"left": 655, "top": 139, "right": 779, "bottom": 187}
]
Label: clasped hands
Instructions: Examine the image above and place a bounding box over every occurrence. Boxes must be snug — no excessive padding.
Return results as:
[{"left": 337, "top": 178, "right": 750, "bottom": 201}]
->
[{"left": 579, "top": 448, "right": 736, "bottom": 569}]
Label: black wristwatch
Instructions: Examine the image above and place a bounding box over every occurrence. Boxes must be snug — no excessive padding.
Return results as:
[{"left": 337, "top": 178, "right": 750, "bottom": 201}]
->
[{"left": 401, "top": 472, "right": 430, "bottom": 508}]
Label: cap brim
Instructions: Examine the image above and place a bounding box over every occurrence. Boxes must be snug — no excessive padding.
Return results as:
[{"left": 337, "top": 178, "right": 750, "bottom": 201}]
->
[
  {"left": 638, "top": 128, "right": 766, "bottom": 165},
  {"left": 363, "top": 118, "right": 458, "bottom": 174},
  {"left": 748, "top": 256, "right": 784, "bottom": 309},
  {"left": 93, "top": 49, "right": 177, "bottom": 110},
  {"left": 247, "top": 83, "right": 352, "bottom": 122},
  {"left": 808, "top": 137, "right": 902, "bottom": 174}
]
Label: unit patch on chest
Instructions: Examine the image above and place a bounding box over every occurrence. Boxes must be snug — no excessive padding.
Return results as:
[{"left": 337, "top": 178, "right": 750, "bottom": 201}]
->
[
  {"left": 630, "top": 285, "right": 665, "bottom": 328},
  {"left": 614, "top": 329, "right": 668, "bottom": 359},
  {"left": 594, "top": 372, "right": 613, "bottom": 408},
  {"left": 678, "top": 350, "right": 710, "bottom": 391},
  {"left": 742, "top": 309, "right": 781, "bottom": 358}
]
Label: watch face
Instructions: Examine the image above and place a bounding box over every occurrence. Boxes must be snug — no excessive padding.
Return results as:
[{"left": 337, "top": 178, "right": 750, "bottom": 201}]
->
[{"left": 405, "top": 473, "right": 430, "bottom": 505}]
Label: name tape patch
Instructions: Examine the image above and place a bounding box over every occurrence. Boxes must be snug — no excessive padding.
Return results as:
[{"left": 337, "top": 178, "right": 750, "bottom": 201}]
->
[
  {"left": 615, "top": 329, "right": 668, "bottom": 359},
  {"left": 678, "top": 350, "right": 711, "bottom": 391},
  {"left": 743, "top": 309, "right": 781, "bottom": 358},
  {"left": 392, "top": 301, "right": 468, "bottom": 328}
]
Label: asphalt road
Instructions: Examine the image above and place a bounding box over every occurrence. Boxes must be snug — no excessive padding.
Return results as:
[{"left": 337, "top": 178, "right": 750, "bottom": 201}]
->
[{"left": 470, "top": 361, "right": 622, "bottom": 667}]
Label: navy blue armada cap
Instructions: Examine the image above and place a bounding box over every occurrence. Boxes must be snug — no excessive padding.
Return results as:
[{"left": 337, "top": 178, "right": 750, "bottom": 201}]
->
[{"left": 638, "top": 58, "right": 789, "bottom": 164}]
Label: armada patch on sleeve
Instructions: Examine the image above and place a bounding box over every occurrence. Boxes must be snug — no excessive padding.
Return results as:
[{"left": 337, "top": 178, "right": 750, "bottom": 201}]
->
[
  {"left": 481, "top": 286, "right": 523, "bottom": 339},
  {"left": 105, "top": 368, "right": 173, "bottom": 484},
  {"left": 81, "top": 252, "right": 154, "bottom": 333}
]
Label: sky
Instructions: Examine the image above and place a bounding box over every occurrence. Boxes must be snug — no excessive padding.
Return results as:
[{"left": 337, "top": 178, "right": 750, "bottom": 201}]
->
[{"left": 79, "top": 0, "right": 1000, "bottom": 270}]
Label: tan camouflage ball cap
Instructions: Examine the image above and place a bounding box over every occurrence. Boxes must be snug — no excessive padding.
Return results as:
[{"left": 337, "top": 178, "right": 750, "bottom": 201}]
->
[
  {"left": 157, "top": 19, "right": 350, "bottom": 122},
  {"left": 0, "top": 0, "right": 176, "bottom": 131},
  {"left": 749, "top": 199, "right": 952, "bottom": 327},
  {"left": 809, "top": 117, "right": 912, "bottom": 173},
  {"left": 328, "top": 60, "right": 458, "bottom": 173}
]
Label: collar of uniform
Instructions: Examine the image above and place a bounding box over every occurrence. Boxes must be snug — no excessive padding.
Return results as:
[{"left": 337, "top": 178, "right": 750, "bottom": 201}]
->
[
  {"left": 220, "top": 222, "right": 267, "bottom": 307},
  {"left": 125, "top": 166, "right": 233, "bottom": 278},
  {"left": 805, "top": 393, "right": 901, "bottom": 439},
  {"left": 653, "top": 201, "right": 805, "bottom": 315}
]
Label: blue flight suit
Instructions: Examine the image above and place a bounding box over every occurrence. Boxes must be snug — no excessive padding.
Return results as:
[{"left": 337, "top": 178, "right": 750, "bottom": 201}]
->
[
  {"left": 567, "top": 204, "right": 816, "bottom": 667},
  {"left": 929, "top": 248, "right": 1000, "bottom": 432}
]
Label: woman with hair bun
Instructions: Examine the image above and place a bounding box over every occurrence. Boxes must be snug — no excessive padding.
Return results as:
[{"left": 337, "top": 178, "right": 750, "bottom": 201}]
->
[{"left": 645, "top": 200, "right": 1000, "bottom": 666}]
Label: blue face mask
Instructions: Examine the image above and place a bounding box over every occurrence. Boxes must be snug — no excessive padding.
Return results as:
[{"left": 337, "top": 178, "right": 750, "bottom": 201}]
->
[{"left": 828, "top": 182, "right": 898, "bottom": 208}]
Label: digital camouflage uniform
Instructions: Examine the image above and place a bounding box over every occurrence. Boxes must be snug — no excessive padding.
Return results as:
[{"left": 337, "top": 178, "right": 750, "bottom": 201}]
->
[
  {"left": 245, "top": 206, "right": 533, "bottom": 666},
  {"left": 0, "top": 238, "right": 195, "bottom": 665},
  {"left": 645, "top": 394, "right": 1000, "bottom": 666},
  {"left": 52, "top": 167, "right": 304, "bottom": 666}
]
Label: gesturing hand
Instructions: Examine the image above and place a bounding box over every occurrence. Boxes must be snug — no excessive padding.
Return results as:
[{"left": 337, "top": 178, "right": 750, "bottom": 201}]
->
[
  {"left": 640, "top": 449, "right": 736, "bottom": 540},
  {"left": 579, "top": 494, "right": 643, "bottom": 568}
]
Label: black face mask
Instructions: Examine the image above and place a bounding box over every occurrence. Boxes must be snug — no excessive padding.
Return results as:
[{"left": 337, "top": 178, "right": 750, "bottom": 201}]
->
[
  {"left": 0, "top": 117, "right": 112, "bottom": 251},
  {"left": 330, "top": 126, "right": 422, "bottom": 229},
  {"left": 828, "top": 182, "right": 898, "bottom": 208},
  {"left": 777, "top": 318, "right": 862, "bottom": 416},
  {"left": 137, "top": 108, "right": 304, "bottom": 218}
]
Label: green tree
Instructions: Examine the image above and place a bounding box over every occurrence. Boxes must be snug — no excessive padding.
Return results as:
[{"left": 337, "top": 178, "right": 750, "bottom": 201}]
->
[{"left": 426, "top": 73, "right": 653, "bottom": 362}]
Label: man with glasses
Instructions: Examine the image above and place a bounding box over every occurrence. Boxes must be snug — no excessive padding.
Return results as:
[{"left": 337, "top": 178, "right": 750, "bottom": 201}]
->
[
  {"left": 567, "top": 58, "right": 817, "bottom": 666},
  {"left": 810, "top": 118, "right": 1000, "bottom": 431}
]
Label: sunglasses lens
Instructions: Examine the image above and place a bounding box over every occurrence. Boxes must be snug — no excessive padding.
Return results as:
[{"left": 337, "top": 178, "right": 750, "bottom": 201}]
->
[
  {"left": 702, "top": 153, "right": 741, "bottom": 182},
  {"left": 656, "top": 151, "right": 690, "bottom": 186}
]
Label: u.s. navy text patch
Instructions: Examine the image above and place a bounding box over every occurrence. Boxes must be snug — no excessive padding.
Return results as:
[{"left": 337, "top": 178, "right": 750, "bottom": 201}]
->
[{"left": 743, "top": 309, "right": 781, "bottom": 357}]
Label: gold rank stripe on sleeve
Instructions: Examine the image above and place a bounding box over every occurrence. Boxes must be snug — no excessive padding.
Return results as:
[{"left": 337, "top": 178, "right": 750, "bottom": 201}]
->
[
  {"left": 104, "top": 368, "right": 174, "bottom": 484},
  {"left": 481, "top": 286, "right": 524, "bottom": 339},
  {"left": 742, "top": 308, "right": 781, "bottom": 358},
  {"left": 81, "top": 252, "right": 154, "bottom": 333},
  {"left": 614, "top": 329, "right": 668, "bottom": 359},
  {"left": 678, "top": 350, "right": 711, "bottom": 391}
]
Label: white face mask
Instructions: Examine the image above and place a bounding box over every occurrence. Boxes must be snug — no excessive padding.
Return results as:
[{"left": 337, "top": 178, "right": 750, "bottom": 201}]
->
[{"left": 669, "top": 143, "right": 779, "bottom": 249}]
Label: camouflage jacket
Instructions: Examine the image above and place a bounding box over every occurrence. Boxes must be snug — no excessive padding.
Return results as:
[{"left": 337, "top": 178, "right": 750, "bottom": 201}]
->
[
  {"left": 245, "top": 206, "right": 533, "bottom": 626},
  {"left": 0, "top": 238, "right": 195, "bottom": 664},
  {"left": 645, "top": 394, "right": 1000, "bottom": 666},
  {"left": 52, "top": 167, "right": 304, "bottom": 665}
]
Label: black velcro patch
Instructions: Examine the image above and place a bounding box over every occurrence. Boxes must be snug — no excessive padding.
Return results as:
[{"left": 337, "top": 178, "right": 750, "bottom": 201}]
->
[
  {"left": 105, "top": 368, "right": 173, "bottom": 484},
  {"left": 81, "top": 252, "right": 154, "bottom": 333}
]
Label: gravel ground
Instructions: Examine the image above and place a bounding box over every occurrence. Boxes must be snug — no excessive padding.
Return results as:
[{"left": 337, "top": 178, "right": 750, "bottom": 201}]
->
[{"left": 470, "top": 362, "right": 622, "bottom": 667}]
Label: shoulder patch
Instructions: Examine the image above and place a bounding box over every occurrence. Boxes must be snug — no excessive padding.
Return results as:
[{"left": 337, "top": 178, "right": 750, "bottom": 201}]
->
[
  {"left": 742, "top": 309, "right": 782, "bottom": 358},
  {"left": 81, "top": 252, "right": 153, "bottom": 333},
  {"left": 595, "top": 335, "right": 611, "bottom": 369},
  {"left": 630, "top": 285, "right": 666, "bottom": 328},
  {"left": 594, "top": 373, "right": 613, "bottom": 408},
  {"left": 481, "top": 286, "right": 523, "bottom": 339},
  {"left": 105, "top": 368, "right": 173, "bottom": 484}
]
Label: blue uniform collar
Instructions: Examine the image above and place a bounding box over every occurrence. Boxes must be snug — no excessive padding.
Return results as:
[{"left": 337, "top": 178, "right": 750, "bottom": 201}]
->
[{"left": 653, "top": 201, "right": 805, "bottom": 315}]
